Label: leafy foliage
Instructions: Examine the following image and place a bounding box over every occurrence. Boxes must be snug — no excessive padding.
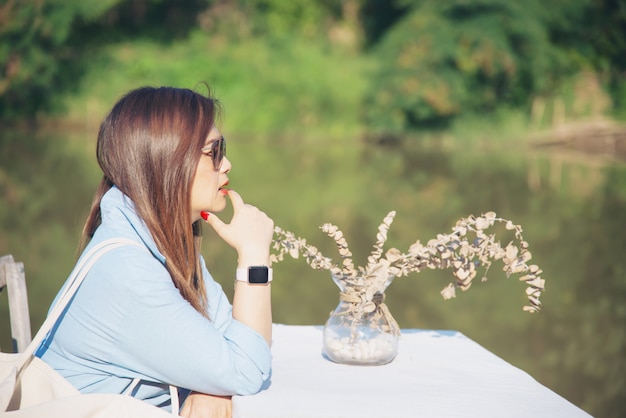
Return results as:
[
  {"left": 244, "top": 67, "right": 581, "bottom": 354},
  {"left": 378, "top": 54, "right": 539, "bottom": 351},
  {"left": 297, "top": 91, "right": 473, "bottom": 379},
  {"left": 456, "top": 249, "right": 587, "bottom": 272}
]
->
[
  {"left": 548, "top": 0, "right": 626, "bottom": 114},
  {"left": 241, "top": 0, "right": 335, "bottom": 38},
  {"left": 0, "top": 0, "right": 122, "bottom": 119},
  {"left": 2, "top": 0, "right": 625, "bottom": 126},
  {"left": 363, "top": 0, "right": 573, "bottom": 133}
]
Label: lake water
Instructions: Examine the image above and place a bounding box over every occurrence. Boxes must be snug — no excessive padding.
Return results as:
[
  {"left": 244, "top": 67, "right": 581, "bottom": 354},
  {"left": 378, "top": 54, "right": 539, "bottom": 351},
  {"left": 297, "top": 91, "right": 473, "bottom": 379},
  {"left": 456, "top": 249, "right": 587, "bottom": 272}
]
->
[{"left": 1, "top": 125, "right": 624, "bottom": 417}]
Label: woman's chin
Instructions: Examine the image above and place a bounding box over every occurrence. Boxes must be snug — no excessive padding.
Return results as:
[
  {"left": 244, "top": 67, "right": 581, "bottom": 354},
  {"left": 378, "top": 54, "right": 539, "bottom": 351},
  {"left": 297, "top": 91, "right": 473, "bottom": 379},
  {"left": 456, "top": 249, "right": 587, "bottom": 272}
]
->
[{"left": 210, "top": 200, "right": 228, "bottom": 213}]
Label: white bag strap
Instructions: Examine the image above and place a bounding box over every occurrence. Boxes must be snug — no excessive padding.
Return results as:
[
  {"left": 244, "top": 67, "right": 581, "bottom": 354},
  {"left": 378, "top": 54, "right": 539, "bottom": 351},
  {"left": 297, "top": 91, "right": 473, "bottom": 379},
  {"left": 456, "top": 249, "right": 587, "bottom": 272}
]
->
[
  {"left": 169, "top": 385, "right": 179, "bottom": 414},
  {"left": 123, "top": 377, "right": 142, "bottom": 396}
]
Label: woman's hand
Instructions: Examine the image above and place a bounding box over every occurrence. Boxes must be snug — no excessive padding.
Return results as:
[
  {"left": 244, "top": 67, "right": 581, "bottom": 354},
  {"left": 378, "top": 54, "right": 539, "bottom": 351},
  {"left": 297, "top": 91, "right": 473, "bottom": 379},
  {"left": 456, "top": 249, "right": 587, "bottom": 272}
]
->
[
  {"left": 201, "top": 189, "right": 273, "bottom": 345},
  {"left": 180, "top": 392, "right": 232, "bottom": 418},
  {"left": 202, "top": 190, "right": 274, "bottom": 266}
]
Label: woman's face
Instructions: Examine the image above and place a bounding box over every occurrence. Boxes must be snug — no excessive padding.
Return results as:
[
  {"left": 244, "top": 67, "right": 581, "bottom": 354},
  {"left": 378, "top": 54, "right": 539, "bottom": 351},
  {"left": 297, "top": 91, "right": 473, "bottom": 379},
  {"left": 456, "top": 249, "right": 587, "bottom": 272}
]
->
[{"left": 190, "top": 127, "right": 231, "bottom": 221}]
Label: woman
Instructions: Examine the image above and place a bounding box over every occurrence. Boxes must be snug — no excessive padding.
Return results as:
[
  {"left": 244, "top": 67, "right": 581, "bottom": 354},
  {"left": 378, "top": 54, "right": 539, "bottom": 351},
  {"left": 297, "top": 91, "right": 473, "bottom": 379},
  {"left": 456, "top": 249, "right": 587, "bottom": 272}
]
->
[{"left": 36, "top": 86, "right": 274, "bottom": 417}]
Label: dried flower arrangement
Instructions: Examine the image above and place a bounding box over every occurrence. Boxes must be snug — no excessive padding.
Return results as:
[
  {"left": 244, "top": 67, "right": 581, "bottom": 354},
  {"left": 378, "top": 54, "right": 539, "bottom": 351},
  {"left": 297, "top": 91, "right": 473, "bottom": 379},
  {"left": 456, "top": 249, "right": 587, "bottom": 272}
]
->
[{"left": 271, "top": 211, "right": 545, "bottom": 315}]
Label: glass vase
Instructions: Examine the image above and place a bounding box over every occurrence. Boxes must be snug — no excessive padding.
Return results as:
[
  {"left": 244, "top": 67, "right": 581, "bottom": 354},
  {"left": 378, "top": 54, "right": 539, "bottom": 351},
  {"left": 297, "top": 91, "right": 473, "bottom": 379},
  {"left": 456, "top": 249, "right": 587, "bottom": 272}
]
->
[{"left": 322, "top": 272, "right": 400, "bottom": 365}]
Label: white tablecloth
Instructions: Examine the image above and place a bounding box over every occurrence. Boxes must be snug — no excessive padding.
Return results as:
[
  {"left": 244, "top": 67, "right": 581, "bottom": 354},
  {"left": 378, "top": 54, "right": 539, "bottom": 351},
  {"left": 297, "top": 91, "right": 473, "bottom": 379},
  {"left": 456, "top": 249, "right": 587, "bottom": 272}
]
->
[{"left": 233, "top": 324, "right": 591, "bottom": 418}]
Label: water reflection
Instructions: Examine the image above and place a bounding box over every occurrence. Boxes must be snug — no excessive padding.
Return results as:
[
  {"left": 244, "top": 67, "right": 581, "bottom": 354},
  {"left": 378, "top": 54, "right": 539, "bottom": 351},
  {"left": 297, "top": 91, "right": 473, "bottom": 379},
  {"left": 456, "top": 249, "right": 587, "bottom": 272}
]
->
[
  {"left": 0, "top": 126, "right": 98, "bottom": 351},
  {"left": 1, "top": 128, "right": 623, "bottom": 417},
  {"left": 0, "top": 128, "right": 98, "bottom": 232}
]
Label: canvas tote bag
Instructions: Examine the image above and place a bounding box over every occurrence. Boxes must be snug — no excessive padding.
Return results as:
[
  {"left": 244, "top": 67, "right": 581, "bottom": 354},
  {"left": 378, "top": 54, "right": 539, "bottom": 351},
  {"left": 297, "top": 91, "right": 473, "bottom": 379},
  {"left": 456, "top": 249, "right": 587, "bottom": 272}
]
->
[{"left": 0, "top": 238, "right": 177, "bottom": 417}]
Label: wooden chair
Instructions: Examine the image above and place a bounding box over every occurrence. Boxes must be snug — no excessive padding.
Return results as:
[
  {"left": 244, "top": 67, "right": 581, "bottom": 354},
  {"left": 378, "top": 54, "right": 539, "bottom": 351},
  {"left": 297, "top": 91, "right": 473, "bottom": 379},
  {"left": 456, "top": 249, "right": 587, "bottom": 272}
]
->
[{"left": 0, "top": 254, "right": 32, "bottom": 353}]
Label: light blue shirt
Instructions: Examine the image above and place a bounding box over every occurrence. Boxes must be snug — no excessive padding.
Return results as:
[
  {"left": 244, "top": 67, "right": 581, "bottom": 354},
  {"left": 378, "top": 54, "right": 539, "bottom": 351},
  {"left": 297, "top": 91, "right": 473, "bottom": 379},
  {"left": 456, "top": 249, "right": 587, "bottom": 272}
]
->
[{"left": 37, "top": 187, "right": 271, "bottom": 411}]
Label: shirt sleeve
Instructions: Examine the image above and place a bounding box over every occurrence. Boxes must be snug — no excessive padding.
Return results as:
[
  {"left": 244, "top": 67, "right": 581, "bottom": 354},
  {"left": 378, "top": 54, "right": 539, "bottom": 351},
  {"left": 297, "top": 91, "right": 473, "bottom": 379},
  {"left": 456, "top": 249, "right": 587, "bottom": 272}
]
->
[{"left": 62, "top": 245, "right": 271, "bottom": 396}]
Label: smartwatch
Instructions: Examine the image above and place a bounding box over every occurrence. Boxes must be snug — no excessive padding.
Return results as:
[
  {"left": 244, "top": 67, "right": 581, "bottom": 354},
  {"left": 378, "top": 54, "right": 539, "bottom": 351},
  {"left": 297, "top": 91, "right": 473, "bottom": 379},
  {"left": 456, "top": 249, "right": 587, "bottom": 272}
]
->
[{"left": 236, "top": 266, "right": 273, "bottom": 284}]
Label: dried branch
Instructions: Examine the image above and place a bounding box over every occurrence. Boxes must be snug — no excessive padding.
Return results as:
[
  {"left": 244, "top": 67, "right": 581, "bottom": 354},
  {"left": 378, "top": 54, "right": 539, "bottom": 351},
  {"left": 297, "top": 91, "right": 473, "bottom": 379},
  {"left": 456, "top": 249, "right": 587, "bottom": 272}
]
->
[{"left": 271, "top": 211, "right": 545, "bottom": 313}]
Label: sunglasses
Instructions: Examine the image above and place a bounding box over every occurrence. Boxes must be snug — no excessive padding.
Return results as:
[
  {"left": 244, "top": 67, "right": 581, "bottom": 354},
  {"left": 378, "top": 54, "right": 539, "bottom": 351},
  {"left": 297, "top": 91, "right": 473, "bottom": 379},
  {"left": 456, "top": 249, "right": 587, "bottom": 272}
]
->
[{"left": 201, "top": 136, "right": 226, "bottom": 170}]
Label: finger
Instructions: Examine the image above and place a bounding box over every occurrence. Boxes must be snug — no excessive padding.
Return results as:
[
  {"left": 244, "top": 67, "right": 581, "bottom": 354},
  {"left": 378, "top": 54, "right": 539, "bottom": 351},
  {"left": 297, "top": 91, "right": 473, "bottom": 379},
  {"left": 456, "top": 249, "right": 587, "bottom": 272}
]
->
[
  {"left": 201, "top": 211, "right": 227, "bottom": 235},
  {"left": 225, "top": 189, "right": 245, "bottom": 212}
]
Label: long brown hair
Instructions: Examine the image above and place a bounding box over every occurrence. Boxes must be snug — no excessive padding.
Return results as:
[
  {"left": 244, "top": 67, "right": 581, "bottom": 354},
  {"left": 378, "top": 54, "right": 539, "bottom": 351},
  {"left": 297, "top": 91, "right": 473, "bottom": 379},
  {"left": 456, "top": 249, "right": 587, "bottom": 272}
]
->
[{"left": 81, "top": 86, "right": 219, "bottom": 316}]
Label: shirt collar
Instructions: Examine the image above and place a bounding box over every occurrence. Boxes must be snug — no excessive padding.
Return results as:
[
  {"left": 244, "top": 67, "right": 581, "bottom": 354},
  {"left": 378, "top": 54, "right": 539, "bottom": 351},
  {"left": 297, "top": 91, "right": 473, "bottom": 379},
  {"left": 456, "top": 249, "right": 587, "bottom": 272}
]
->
[{"left": 100, "top": 186, "right": 167, "bottom": 263}]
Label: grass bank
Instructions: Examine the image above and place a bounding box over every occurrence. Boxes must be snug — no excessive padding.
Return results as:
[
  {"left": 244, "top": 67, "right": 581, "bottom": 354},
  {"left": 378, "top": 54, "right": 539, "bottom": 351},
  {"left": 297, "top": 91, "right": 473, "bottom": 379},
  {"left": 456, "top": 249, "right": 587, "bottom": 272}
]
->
[{"left": 52, "top": 30, "right": 372, "bottom": 143}]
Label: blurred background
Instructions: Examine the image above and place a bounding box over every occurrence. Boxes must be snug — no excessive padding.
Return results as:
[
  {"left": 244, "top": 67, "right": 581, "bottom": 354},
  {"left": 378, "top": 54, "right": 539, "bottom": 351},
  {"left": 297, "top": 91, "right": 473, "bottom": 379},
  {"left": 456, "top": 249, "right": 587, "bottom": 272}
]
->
[{"left": 1, "top": 0, "right": 625, "bottom": 416}]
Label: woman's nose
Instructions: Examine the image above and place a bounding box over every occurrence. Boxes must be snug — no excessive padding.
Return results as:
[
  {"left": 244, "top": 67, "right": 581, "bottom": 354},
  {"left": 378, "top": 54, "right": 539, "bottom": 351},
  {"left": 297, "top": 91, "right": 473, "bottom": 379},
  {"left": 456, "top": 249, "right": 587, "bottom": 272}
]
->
[{"left": 221, "top": 156, "right": 232, "bottom": 173}]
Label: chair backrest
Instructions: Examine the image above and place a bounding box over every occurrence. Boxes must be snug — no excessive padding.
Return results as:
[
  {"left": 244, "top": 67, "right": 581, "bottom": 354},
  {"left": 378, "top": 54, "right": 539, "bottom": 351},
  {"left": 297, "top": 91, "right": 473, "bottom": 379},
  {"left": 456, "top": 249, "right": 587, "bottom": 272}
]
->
[{"left": 0, "top": 254, "right": 32, "bottom": 353}]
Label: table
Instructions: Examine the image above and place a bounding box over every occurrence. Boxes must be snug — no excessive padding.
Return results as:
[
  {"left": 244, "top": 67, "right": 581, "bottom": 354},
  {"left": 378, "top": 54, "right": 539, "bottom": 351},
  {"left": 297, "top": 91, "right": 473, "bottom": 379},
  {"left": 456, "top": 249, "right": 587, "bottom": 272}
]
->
[{"left": 232, "top": 324, "right": 591, "bottom": 418}]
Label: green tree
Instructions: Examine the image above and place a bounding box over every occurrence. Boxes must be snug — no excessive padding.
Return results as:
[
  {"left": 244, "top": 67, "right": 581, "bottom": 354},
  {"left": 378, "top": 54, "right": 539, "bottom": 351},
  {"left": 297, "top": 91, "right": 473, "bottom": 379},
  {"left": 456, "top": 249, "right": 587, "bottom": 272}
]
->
[
  {"left": 197, "top": 0, "right": 360, "bottom": 45},
  {"left": 359, "top": 0, "right": 410, "bottom": 47},
  {"left": 0, "top": 0, "right": 212, "bottom": 121},
  {"left": 362, "top": 0, "right": 572, "bottom": 133},
  {"left": 0, "top": 0, "right": 361, "bottom": 121},
  {"left": 548, "top": 0, "right": 626, "bottom": 115},
  {"left": 0, "top": 0, "right": 122, "bottom": 120}
]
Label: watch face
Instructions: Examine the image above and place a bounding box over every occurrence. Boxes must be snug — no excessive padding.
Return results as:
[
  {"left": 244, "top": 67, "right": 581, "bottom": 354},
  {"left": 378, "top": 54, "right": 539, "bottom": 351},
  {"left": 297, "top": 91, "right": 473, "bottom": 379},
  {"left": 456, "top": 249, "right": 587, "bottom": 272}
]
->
[{"left": 248, "top": 266, "right": 269, "bottom": 284}]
